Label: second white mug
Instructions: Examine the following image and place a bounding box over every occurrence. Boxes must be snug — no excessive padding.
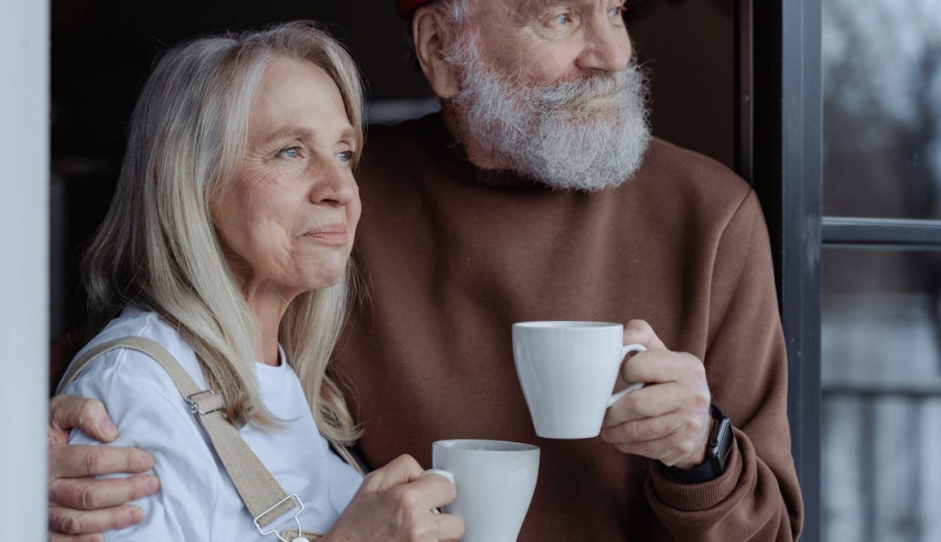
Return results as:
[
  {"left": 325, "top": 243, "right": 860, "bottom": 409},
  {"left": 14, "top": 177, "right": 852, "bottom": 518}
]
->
[{"left": 424, "top": 439, "right": 539, "bottom": 542}]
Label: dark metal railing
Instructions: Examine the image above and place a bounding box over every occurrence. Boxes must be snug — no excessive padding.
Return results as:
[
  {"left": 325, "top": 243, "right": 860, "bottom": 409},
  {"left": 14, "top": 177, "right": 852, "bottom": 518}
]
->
[{"left": 822, "top": 383, "right": 941, "bottom": 542}]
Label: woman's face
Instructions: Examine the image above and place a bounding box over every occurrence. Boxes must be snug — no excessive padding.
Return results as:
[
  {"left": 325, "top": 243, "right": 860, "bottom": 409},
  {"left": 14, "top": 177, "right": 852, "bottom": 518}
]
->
[{"left": 212, "top": 57, "right": 361, "bottom": 301}]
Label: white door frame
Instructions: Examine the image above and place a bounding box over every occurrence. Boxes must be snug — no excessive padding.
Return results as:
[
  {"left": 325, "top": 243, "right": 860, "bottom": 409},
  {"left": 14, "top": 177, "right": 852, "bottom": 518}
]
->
[{"left": 0, "top": 0, "right": 50, "bottom": 540}]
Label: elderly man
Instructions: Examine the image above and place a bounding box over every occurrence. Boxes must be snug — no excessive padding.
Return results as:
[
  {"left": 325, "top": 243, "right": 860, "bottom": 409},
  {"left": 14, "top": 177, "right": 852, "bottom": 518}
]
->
[{"left": 48, "top": 0, "right": 803, "bottom": 540}]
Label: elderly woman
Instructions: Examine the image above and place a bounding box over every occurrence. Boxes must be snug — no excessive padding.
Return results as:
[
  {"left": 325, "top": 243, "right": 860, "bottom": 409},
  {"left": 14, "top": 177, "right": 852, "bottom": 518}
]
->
[{"left": 58, "top": 22, "right": 462, "bottom": 541}]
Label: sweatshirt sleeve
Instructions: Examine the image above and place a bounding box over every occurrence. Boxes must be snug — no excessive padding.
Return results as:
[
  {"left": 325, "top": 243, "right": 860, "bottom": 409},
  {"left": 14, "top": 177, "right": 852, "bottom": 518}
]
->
[
  {"left": 63, "top": 347, "right": 222, "bottom": 541},
  {"left": 644, "top": 189, "right": 804, "bottom": 541}
]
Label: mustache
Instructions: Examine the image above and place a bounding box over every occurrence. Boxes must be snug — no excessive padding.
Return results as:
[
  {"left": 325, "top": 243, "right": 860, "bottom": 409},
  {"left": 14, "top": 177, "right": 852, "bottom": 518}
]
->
[{"left": 535, "top": 66, "right": 641, "bottom": 110}]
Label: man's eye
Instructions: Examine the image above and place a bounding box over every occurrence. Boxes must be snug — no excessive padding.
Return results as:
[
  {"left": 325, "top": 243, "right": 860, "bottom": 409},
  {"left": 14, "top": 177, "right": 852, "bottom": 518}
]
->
[
  {"left": 337, "top": 150, "right": 355, "bottom": 163},
  {"left": 534, "top": 10, "right": 580, "bottom": 39},
  {"left": 277, "top": 147, "right": 301, "bottom": 159}
]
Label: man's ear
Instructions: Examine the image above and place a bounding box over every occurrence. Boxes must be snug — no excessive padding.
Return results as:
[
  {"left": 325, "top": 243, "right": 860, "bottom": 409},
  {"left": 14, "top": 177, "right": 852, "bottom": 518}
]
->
[{"left": 412, "top": 8, "right": 460, "bottom": 99}]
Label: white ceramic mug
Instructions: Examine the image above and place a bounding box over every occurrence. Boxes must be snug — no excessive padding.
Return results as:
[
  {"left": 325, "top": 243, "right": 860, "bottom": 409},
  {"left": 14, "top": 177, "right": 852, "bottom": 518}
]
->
[
  {"left": 423, "top": 439, "right": 539, "bottom": 542},
  {"left": 512, "top": 321, "right": 646, "bottom": 439}
]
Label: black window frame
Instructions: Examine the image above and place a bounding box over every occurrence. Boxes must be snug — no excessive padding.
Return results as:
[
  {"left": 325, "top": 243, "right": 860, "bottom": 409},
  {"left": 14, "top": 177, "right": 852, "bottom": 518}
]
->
[{"left": 742, "top": 1, "right": 941, "bottom": 540}]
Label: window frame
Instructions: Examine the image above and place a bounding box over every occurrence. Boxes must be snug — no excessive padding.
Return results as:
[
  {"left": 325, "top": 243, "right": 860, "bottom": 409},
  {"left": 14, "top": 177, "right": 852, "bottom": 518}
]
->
[
  {"left": 743, "top": 1, "right": 941, "bottom": 540},
  {"left": 741, "top": 0, "right": 824, "bottom": 538}
]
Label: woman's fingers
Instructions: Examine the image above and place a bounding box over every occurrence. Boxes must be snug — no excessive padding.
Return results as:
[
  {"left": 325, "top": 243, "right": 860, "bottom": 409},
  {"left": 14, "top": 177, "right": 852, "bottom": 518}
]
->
[
  {"left": 412, "top": 471, "right": 459, "bottom": 511},
  {"left": 361, "top": 454, "right": 425, "bottom": 491},
  {"left": 431, "top": 511, "right": 465, "bottom": 541},
  {"left": 329, "top": 454, "right": 464, "bottom": 541}
]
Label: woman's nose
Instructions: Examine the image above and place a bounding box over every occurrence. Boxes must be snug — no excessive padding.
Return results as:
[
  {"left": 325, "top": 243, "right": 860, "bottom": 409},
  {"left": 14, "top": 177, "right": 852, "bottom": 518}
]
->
[{"left": 309, "top": 163, "right": 358, "bottom": 206}]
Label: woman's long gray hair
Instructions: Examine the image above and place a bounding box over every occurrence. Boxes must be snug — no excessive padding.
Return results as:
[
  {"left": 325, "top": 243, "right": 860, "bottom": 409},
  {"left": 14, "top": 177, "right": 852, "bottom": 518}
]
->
[{"left": 82, "top": 21, "right": 364, "bottom": 444}]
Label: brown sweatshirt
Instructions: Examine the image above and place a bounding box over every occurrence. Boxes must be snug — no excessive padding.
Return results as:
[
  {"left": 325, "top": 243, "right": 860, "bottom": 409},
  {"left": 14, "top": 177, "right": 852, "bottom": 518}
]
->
[{"left": 334, "top": 114, "right": 803, "bottom": 541}]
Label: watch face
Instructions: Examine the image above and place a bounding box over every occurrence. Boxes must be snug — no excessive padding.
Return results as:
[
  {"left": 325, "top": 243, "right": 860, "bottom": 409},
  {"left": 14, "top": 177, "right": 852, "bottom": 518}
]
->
[{"left": 713, "top": 416, "right": 733, "bottom": 466}]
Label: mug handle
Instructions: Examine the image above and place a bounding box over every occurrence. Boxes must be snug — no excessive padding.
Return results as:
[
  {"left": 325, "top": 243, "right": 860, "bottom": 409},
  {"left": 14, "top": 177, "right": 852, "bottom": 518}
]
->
[
  {"left": 420, "top": 469, "right": 455, "bottom": 514},
  {"left": 606, "top": 343, "right": 646, "bottom": 408}
]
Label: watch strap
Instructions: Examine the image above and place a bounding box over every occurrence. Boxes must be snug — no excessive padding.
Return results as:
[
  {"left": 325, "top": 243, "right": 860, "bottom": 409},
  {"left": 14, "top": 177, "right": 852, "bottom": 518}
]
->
[{"left": 665, "top": 404, "right": 733, "bottom": 484}]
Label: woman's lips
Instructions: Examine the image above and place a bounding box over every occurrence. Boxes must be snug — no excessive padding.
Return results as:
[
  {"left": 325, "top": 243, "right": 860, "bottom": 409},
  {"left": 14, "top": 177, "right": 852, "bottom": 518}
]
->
[{"left": 303, "top": 224, "right": 349, "bottom": 245}]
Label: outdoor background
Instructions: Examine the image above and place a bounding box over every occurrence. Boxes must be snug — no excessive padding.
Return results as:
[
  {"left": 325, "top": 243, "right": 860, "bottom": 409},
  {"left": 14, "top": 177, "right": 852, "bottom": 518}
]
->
[{"left": 821, "top": 0, "right": 941, "bottom": 540}]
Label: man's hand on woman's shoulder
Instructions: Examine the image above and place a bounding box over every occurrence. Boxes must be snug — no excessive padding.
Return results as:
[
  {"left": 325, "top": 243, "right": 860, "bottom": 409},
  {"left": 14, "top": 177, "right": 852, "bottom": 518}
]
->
[{"left": 48, "top": 395, "right": 160, "bottom": 541}]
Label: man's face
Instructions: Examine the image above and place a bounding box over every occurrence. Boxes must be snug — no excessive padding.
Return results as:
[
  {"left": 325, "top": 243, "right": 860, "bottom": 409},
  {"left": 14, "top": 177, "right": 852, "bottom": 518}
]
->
[
  {"left": 443, "top": 0, "right": 650, "bottom": 191},
  {"left": 470, "top": 0, "right": 633, "bottom": 86}
]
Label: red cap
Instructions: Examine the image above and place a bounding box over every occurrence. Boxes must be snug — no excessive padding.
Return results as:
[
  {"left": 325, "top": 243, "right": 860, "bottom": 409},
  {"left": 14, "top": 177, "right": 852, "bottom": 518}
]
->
[{"left": 395, "top": 0, "right": 435, "bottom": 19}]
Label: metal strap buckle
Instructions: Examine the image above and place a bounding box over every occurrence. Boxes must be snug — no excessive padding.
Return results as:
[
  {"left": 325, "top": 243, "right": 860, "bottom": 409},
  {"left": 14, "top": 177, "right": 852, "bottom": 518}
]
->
[
  {"left": 254, "top": 493, "right": 307, "bottom": 542},
  {"left": 185, "top": 389, "right": 225, "bottom": 416}
]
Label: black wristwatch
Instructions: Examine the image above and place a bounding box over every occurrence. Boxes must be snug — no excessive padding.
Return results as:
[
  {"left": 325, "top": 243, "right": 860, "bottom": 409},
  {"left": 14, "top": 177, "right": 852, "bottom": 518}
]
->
[{"left": 665, "top": 404, "right": 733, "bottom": 483}]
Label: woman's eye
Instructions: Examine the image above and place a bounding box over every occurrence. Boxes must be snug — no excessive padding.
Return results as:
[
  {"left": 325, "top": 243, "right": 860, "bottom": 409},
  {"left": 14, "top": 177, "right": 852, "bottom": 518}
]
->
[
  {"left": 277, "top": 146, "right": 301, "bottom": 159},
  {"left": 337, "top": 150, "right": 355, "bottom": 163},
  {"left": 554, "top": 13, "right": 574, "bottom": 26}
]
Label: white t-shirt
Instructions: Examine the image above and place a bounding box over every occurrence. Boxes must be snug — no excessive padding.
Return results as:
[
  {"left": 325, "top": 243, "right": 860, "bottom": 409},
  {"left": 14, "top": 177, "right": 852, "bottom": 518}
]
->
[{"left": 63, "top": 307, "right": 364, "bottom": 541}]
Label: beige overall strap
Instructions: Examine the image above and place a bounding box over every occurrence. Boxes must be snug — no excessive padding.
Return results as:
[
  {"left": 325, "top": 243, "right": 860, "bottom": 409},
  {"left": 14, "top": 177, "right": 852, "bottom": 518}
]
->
[{"left": 56, "top": 337, "right": 297, "bottom": 531}]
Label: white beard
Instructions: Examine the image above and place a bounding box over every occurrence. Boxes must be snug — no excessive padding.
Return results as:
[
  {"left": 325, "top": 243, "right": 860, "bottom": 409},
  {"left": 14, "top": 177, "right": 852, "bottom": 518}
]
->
[{"left": 448, "top": 37, "right": 652, "bottom": 192}]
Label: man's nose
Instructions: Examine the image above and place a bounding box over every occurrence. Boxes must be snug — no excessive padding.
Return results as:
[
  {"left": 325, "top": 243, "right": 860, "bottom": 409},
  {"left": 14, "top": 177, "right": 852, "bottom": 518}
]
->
[{"left": 577, "top": 17, "right": 632, "bottom": 73}]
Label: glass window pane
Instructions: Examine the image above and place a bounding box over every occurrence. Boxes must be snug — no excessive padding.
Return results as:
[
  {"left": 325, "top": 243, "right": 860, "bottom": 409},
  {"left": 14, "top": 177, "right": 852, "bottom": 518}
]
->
[
  {"left": 822, "top": 0, "right": 941, "bottom": 219},
  {"left": 822, "top": 249, "right": 941, "bottom": 542}
]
